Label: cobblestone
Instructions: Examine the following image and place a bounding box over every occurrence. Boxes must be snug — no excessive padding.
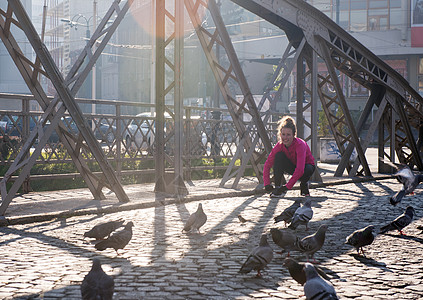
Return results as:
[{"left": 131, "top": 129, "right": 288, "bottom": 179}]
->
[{"left": 1, "top": 171, "right": 423, "bottom": 299}]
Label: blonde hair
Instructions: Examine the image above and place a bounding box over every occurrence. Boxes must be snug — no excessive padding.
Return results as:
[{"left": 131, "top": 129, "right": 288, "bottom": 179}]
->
[{"left": 277, "top": 116, "right": 296, "bottom": 141}]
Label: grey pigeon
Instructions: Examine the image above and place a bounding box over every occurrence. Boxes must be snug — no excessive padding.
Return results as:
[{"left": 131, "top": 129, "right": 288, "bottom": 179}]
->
[
  {"left": 239, "top": 234, "right": 273, "bottom": 277},
  {"left": 380, "top": 159, "right": 423, "bottom": 205},
  {"left": 288, "top": 199, "right": 313, "bottom": 230},
  {"left": 303, "top": 263, "right": 338, "bottom": 300},
  {"left": 84, "top": 220, "right": 125, "bottom": 240},
  {"left": 296, "top": 224, "right": 328, "bottom": 262},
  {"left": 81, "top": 258, "right": 114, "bottom": 300},
  {"left": 95, "top": 221, "right": 134, "bottom": 254},
  {"left": 238, "top": 214, "right": 248, "bottom": 224},
  {"left": 183, "top": 203, "right": 207, "bottom": 233},
  {"left": 274, "top": 199, "right": 301, "bottom": 225},
  {"left": 270, "top": 228, "right": 298, "bottom": 257},
  {"left": 345, "top": 225, "right": 375, "bottom": 256},
  {"left": 283, "top": 258, "right": 331, "bottom": 285},
  {"left": 380, "top": 206, "right": 415, "bottom": 235}
]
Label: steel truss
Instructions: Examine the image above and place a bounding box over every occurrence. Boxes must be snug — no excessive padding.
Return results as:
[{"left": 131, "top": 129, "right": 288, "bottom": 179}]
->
[
  {"left": 154, "top": 0, "right": 188, "bottom": 195},
  {"left": 296, "top": 47, "right": 322, "bottom": 181},
  {"left": 317, "top": 32, "right": 423, "bottom": 173},
  {"left": 218, "top": 39, "right": 308, "bottom": 187},
  {"left": 3, "top": 0, "right": 423, "bottom": 210},
  {"left": 184, "top": 0, "right": 272, "bottom": 187},
  {"left": 0, "top": 0, "right": 132, "bottom": 215},
  {"left": 231, "top": 0, "right": 423, "bottom": 175}
]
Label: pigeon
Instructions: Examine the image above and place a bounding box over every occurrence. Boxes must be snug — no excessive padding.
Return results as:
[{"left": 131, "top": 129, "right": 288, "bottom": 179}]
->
[
  {"left": 379, "top": 206, "right": 415, "bottom": 235},
  {"left": 380, "top": 158, "right": 423, "bottom": 205},
  {"left": 288, "top": 199, "right": 313, "bottom": 230},
  {"left": 239, "top": 234, "right": 273, "bottom": 277},
  {"left": 270, "top": 228, "right": 298, "bottom": 257},
  {"left": 296, "top": 224, "right": 328, "bottom": 262},
  {"left": 303, "top": 263, "right": 338, "bottom": 300},
  {"left": 238, "top": 214, "right": 248, "bottom": 224},
  {"left": 283, "top": 258, "right": 331, "bottom": 285},
  {"left": 95, "top": 221, "right": 134, "bottom": 254},
  {"left": 81, "top": 258, "right": 114, "bottom": 300},
  {"left": 183, "top": 203, "right": 207, "bottom": 233},
  {"left": 84, "top": 220, "right": 125, "bottom": 240},
  {"left": 274, "top": 199, "right": 301, "bottom": 225},
  {"left": 345, "top": 225, "right": 375, "bottom": 256}
]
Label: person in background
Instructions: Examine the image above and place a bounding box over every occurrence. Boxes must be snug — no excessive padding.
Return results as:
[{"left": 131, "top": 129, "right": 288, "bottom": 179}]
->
[{"left": 263, "top": 115, "right": 315, "bottom": 197}]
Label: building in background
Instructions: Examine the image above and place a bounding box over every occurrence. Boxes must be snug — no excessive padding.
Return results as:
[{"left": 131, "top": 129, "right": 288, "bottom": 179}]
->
[
  {"left": 42, "top": 0, "right": 154, "bottom": 115},
  {"left": 306, "top": 0, "right": 422, "bottom": 104},
  {"left": 1, "top": 1, "right": 422, "bottom": 118},
  {"left": 45, "top": 0, "right": 112, "bottom": 112},
  {"left": 0, "top": 0, "right": 32, "bottom": 111},
  {"left": 206, "top": 0, "right": 423, "bottom": 123},
  {"left": 113, "top": 0, "right": 153, "bottom": 114}
]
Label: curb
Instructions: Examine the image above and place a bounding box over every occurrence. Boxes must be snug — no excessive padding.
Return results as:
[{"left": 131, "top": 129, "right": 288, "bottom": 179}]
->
[{"left": 0, "top": 175, "right": 394, "bottom": 227}]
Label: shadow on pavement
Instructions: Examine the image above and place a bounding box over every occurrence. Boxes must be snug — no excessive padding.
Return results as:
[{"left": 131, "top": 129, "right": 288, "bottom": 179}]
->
[{"left": 3, "top": 179, "right": 423, "bottom": 299}]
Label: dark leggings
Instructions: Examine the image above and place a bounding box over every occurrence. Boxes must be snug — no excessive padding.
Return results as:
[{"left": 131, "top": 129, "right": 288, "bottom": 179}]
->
[{"left": 273, "top": 151, "right": 315, "bottom": 187}]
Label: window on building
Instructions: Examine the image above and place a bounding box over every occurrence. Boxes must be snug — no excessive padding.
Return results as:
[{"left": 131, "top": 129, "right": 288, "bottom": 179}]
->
[
  {"left": 390, "top": 0, "right": 402, "bottom": 8},
  {"left": 368, "top": 11, "right": 388, "bottom": 30},
  {"left": 351, "top": 0, "right": 367, "bottom": 10},
  {"left": 339, "top": 10, "right": 350, "bottom": 29},
  {"left": 369, "top": 0, "right": 388, "bottom": 9},
  {"left": 310, "top": 0, "right": 404, "bottom": 31},
  {"left": 349, "top": 78, "right": 369, "bottom": 97},
  {"left": 351, "top": 10, "right": 367, "bottom": 31},
  {"left": 385, "top": 59, "right": 408, "bottom": 79},
  {"left": 340, "top": 1, "right": 349, "bottom": 10},
  {"left": 390, "top": 7, "right": 403, "bottom": 29}
]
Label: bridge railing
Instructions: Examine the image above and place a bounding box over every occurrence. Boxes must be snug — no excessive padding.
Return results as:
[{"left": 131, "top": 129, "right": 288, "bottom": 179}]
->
[{"left": 0, "top": 94, "right": 282, "bottom": 190}]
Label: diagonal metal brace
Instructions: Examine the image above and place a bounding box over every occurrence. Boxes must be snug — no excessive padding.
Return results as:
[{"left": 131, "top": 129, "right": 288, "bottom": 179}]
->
[{"left": 0, "top": 0, "right": 131, "bottom": 215}]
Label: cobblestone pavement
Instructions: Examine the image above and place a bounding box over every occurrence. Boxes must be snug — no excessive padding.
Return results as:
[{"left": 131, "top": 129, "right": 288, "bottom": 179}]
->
[{"left": 1, "top": 178, "right": 423, "bottom": 299}]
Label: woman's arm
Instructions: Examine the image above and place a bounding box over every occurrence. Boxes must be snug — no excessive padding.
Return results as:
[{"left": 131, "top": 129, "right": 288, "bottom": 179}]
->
[
  {"left": 285, "top": 142, "right": 307, "bottom": 189},
  {"left": 263, "top": 143, "right": 281, "bottom": 186}
]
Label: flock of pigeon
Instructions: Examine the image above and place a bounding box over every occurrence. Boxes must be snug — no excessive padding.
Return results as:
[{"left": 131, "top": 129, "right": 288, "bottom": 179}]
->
[
  {"left": 79, "top": 204, "right": 207, "bottom": 299},
  {"left": 79, "top": 161, "right": 422, "bottom": 299},
  {"left": 237, "top": 161, "right": 423, "bottom": 299}
]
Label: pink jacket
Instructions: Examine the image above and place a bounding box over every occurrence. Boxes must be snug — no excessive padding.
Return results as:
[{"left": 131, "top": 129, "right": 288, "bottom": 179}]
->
[{"left": 263, "top": 137, "right": 315, "bottom": 189}]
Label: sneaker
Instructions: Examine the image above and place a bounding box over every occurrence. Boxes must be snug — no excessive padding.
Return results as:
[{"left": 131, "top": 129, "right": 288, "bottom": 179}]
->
[
  {"left": 270, "top": 187, "right": 286, "bottom": 198},
  {"left": 300, "top": 182, "right": 310, "bottom": 196}
]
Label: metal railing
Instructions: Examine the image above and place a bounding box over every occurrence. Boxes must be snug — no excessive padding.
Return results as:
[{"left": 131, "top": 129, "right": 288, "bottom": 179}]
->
[{"left": 0, "top": 93, "right": 283, "bottom": 191}]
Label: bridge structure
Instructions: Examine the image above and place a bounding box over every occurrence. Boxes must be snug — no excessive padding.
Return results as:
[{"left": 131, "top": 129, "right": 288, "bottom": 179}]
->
[{"left": 0, "top": 0, "right": 421, "bottom": 215}]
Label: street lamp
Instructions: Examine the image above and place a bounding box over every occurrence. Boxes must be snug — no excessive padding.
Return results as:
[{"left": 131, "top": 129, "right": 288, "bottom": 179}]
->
[{"left": 61, "top": 14, "right": 91, "bottom": 39}]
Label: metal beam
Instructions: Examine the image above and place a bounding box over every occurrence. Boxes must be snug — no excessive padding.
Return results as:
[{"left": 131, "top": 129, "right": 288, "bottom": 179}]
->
[
  {"left": 185, "top": 0, "right": 267, "bottom": 187},
  {"left": 335, "top": 84, "right": 385, "bottom": 176},
  {"left": 230, "top": 0, "right": 423, "bottom": 174},
  {"left": 393, "top": 96, "right": 423, "bottom": 169},
  {"left": 173, "top": 0, "right": 187, "bottom": 195},
  {"left": 318, "top": 38, "right": 371, "bottom": 176},
  {"left": 350, "top": 96, "right": 388, "bottom": 175},
  {"left": 207, "top": 0, "right": 272, "bottom": 155},
  {"left": 0, "top": 0, "right": 131, "bottom": 215},
  {"left": 9, "top": 0, "right": 130, "bottom": 200},
  {"left": 154, "top": 0, "right": 166, "bottom": 193},
  {"left": 310, "top": 50, "right": 322, "bottom": 182},
  {"left": 220, "top": 38, "right": 307, "bottom": 187}
]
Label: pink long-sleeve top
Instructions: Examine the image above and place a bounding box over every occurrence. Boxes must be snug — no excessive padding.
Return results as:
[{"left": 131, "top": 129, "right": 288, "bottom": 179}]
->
[{"left": 263, "top": 137, "right": 315, "bottom": 189}]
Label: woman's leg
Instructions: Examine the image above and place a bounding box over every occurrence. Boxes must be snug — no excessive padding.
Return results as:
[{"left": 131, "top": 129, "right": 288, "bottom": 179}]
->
[
  {"left": 300, "top": 164, "right": 315, "bottom": 195},
  {"left": 300, "top": 164, "right": 315, "bottom": 184},
  {"left": 273, "top": 151, "right": 295, "bottom": 187}
]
